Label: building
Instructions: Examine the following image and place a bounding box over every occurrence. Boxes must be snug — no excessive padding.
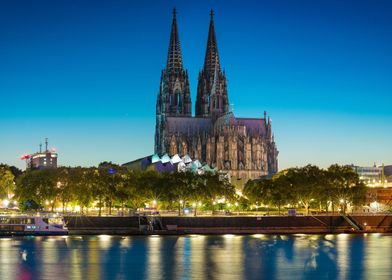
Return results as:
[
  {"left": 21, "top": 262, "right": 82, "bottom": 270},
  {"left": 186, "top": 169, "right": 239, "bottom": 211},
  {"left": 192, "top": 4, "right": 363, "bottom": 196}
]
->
[
  {"left": 123, "top": 153, "right": 216, "bottom": 175},
  {"left": 154, "top": 10, "right": 278, "bottom": 181},
  {"left": 350, "top": 164, "right": 391, "bottom": 187},
  {"left": 352, "top": 165, "right": 382, "bottom": 182},
  {"left": 22, "top": 138, "right": 58, "bottom": 170},
  {"left": 384, "top": 165, "right": 392, "bottom": 177},
  {"left": 365, "top": 188, "right": 392, "bottom": 212}
]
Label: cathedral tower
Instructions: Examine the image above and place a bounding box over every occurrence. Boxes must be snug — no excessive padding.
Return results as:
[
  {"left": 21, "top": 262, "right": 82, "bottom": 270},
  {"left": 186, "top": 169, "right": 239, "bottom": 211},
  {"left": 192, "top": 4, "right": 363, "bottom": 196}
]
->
[
  {"left": 195, "top": 10, "right": 229, "bottom": 120},
  {"left": 155, "top": 9, "right": 192, "bottom": 154}
]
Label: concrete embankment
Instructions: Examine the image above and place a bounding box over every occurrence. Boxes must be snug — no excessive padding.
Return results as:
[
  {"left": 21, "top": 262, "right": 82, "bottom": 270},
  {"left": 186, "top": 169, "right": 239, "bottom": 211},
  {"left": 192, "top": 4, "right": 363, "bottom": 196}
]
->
[{"left": 65, "top": 215, "right": 392, "bottom": 235}]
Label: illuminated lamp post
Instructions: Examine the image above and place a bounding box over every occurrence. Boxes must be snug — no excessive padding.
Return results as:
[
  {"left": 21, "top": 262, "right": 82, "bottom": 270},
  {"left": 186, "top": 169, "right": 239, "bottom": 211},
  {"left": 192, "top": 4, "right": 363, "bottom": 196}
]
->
[{"left": 108, "top": 168, "right": 116, "bottom": 216}]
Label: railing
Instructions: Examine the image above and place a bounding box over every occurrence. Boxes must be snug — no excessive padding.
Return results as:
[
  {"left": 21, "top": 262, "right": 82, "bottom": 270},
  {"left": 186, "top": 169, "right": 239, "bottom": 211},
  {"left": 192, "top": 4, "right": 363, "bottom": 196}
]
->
[{"left": 340, "top": 214, "right": 363, "bottom": 231}]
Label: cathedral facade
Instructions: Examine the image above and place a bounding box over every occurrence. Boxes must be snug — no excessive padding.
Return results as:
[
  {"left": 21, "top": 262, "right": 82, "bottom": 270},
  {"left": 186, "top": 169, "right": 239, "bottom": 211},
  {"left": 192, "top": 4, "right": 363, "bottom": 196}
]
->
[{"left": 155, "top": 10, "right": 278, "bottom": 180}]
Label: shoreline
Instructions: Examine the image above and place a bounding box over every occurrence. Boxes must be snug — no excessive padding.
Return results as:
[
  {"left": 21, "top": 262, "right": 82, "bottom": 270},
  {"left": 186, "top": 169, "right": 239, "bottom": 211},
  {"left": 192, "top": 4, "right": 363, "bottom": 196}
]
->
[
  {"left": 65, "top": 214, "right": 392, "bottom": 235},
  {"left": 1, "top": 215, "right": 390, "bottom": 236}
]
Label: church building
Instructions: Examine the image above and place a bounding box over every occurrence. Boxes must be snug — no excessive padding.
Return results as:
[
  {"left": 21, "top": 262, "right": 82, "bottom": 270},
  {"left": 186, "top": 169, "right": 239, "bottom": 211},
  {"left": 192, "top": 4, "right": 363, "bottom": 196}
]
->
[{"left": 155, "top": 9, "right": 278, "bottom": 181}]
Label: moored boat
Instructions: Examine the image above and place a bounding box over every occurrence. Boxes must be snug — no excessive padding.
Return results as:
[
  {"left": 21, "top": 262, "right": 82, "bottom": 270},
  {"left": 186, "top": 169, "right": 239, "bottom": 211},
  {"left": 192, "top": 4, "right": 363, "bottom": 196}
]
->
[{"left": 0, "top": 215, "right": 68, "bottom": 235}]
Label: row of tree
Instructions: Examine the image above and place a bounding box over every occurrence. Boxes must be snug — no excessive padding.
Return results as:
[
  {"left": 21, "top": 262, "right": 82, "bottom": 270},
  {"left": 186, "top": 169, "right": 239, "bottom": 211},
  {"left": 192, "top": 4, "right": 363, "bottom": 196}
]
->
[
  {"left": 244, "top": 164, "right": 367, "bottom": 214},
  {"left": 13, "top": 163, "right": 235, "bottom": 215},
  {"left": 1, "top": 163, "right": 368, "bottom": 215}
]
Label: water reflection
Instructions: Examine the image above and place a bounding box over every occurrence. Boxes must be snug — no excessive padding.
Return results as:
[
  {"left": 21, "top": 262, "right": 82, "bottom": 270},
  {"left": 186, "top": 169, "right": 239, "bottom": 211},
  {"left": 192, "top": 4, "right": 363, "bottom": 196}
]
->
[{"left": 0, "top": 234, "right": 391, "bottom": 279}]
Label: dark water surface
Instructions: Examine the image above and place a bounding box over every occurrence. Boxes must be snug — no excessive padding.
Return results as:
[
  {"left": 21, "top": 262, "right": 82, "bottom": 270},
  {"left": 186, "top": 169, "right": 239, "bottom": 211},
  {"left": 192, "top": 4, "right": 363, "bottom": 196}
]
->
[{"left": 1, "top": 234, "right": 391, "bottom": 280}]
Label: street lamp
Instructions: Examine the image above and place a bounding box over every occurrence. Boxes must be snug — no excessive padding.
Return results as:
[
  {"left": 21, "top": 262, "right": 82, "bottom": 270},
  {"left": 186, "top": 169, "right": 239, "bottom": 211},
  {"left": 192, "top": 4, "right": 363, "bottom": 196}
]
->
[{"left": 108, "top": 168, "right": 116, "bottom": 216}]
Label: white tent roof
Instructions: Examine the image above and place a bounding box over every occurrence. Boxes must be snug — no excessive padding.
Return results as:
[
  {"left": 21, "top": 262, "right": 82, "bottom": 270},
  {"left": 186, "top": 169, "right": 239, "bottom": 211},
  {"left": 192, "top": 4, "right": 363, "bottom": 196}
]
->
[
  {"left": 170, "top": 154, "right": 182, "bottom": 164},
  {"left": 182, "top": 154, "right": 192, "bottom": 164},
  {"left": 161, "top": 153, "right": 171, "bottom": 163},
  {"left": 193, "top": 160, "right": 202, "bottom": 168},
  {"left": 151, "top": 154, "right": 161, "bottom": 163}
]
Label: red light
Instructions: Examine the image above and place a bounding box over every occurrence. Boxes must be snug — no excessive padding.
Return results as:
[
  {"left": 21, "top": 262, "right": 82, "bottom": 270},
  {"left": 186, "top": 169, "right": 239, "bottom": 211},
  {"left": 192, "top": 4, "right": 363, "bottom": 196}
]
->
[{"left": 20, "top": 154, "right": 31, "bottom": 160}]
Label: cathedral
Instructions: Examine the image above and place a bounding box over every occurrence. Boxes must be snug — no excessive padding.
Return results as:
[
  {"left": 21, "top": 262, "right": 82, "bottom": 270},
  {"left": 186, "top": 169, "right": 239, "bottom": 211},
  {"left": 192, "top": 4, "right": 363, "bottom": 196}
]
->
[{"left": 155, "top": 10, "right": 278, "bottom": 181}]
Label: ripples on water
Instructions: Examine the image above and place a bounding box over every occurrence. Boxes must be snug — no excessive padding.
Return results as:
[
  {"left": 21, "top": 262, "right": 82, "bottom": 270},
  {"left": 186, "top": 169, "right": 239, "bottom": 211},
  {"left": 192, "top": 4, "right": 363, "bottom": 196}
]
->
[{"left": 0, "top": 234, "right": 391, "bottom": 280}]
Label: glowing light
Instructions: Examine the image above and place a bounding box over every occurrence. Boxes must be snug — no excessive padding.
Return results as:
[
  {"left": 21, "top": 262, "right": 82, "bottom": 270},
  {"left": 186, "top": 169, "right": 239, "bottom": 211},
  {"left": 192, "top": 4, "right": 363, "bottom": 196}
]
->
[
  {"left": 370, "top": 201, "right": 379, "bottom": 210},
  {"left": 2, "top": 199, "right": 9, "bottom": 208},
  {"left": 98, "top": 235, "right": 111, "bottom": 241},
  {"left": 20, "top": 154, "right": 31, "bottom": 160},
  {"left": 234, "top": 202, "right": 238, "bottom": 206}
]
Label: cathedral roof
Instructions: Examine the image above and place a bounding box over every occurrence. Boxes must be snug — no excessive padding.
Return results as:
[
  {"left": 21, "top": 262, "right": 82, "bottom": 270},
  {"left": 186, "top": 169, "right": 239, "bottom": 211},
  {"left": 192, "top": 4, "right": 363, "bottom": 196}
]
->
[
  {"left": 166, "top": 116, "right": 212, "bottom": 135},
  {"left": 236, "top": 118, "right": 267, "bottom": 137},
  {"left": 213, "top": 113, "right": 267, "bottom": 137}
]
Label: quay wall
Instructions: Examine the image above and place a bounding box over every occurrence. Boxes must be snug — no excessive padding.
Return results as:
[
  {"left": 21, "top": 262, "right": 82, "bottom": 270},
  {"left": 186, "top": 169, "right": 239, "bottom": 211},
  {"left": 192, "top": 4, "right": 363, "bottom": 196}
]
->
[{"left": 65, "top": 215, "right": 392, "bottom": 235}]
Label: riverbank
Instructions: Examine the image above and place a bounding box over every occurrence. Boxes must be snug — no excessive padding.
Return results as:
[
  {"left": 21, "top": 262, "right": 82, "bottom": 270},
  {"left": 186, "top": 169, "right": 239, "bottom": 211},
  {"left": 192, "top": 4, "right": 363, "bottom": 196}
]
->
[{"left": 64, "top": 215, "right": 392, "bottom": 235}]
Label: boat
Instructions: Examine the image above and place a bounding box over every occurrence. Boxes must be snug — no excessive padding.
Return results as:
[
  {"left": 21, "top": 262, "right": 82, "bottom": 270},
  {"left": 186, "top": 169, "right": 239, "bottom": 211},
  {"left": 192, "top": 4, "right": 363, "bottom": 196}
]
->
[{"left": 0, "top": 215, "right": 68, "bottom": 235}]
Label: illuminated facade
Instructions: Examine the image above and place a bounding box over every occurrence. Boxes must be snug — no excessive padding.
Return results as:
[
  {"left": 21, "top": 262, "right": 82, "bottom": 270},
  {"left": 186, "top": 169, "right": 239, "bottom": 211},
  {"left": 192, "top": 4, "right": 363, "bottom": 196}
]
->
[
  {"left": 29, "top": 152, "right": 57, "bottom": 169},
  {"left": 27, "top": 139, "right": 58, "bottom": 169},
  {"left": 155, "top": 10, "right": 278, "bottom": 181}
]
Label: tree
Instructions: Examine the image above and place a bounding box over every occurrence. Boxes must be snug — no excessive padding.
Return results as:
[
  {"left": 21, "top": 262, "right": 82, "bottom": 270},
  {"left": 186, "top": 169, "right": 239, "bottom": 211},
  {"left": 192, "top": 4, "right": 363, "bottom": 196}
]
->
[
  {"left": 15, "top": 169, "right": 57, "bottom": 211},
  {"left": 284, "top": 165, "right": 326, "bottom": 215},
  {"left": 0, "top": 164, "right": 22, "bottom": 179},
  {"left": 167, "top": 172, "right": 194, "bottom": 216},
  {"left": 122, "top": 171, "right": 148, "bottom": 212},
  {"left": 54, "top": 167, "right": 74, "bottom": 213},
  {"left": 327, "top": 164, "right": 366, "bottom": 213},
  {"left": 0, "top": 165, "right": 15, "bottom": 199}
]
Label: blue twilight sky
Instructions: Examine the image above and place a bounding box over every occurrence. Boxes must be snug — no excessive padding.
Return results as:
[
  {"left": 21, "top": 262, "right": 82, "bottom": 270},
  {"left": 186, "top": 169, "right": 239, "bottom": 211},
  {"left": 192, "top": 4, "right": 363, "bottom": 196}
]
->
[{"left": 0, "top": 0, "right": 391, "bottom": 170}]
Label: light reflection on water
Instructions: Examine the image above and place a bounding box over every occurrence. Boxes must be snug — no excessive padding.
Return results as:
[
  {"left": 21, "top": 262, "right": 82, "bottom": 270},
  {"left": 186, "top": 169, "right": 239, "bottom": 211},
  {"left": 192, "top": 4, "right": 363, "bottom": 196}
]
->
[{"left": 0, "top": 234, "right": 391, "bottom": 279}]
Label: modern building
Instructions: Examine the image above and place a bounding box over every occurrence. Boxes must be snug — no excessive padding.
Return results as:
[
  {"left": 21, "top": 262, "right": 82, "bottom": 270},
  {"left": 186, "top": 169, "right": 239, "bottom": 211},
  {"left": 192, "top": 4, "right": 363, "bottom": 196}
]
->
[
  {"left": 22, "top": 139, "right": 58, "bottom": 170},
  {"left": 154, "top": 10, "right": 278, "bottom": 181},
  {"left": 384, "top": 165, "right": 392, "bottom": 177},
  {"left": 365, "top": 187, "right": 392, "bottom": 212},
  {"left": 123, "top": 153, "right": 216, "bottom": 175},
  {"left": 350, "top": 163, "right": 392, "bottom": 188},
  {"left": 352, "top": 165, "right": 382, "bottom": 182}
]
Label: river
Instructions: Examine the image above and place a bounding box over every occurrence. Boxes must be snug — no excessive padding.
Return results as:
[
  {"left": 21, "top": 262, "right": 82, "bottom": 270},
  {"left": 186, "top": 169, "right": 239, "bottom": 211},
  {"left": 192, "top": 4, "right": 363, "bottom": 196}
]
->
[{"left": 0, "top": 234, "right": 391, "bottom": 279}]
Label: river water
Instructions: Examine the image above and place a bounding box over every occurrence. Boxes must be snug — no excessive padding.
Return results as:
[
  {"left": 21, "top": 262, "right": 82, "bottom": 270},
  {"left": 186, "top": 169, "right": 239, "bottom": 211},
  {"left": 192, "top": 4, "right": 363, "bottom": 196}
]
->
[{"left": 0, "top": 234, "right": 391, "bottom": 279}]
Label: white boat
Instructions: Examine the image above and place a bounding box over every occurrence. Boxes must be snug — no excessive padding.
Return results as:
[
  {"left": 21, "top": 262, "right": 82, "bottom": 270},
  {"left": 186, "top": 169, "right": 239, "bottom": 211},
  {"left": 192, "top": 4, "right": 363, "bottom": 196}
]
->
[{"left": 0, "top": 215, "right": 68, "bottom": 235}]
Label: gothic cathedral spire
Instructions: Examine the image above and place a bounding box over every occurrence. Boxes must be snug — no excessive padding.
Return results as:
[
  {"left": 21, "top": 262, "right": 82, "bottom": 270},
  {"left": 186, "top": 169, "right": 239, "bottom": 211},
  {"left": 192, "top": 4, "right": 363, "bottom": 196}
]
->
[
  {"left": 203, "top": 10, "right": 220, "bottom": 74},
  {"left": 155, "top": 9, "right": 192, "bottom": 154},
  {"left": 167, "top": 8, "right": 183, "bottom": 71},
  {"left": 196, "top": 10, "right": 229, "bottom": 119}
]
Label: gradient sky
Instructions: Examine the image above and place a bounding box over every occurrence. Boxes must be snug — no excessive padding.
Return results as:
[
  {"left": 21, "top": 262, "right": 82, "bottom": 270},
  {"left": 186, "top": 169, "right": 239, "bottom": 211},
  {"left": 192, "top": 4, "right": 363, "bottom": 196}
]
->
[{"left": 1, "top": 0, "right": 391, "bottom": 170}]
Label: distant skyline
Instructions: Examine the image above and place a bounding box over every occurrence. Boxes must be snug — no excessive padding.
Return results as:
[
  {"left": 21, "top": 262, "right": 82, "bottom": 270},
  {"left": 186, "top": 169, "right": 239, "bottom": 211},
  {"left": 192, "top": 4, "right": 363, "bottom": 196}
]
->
[{"left": 1, "top": 0, "right": 391, "bottom": 170}]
